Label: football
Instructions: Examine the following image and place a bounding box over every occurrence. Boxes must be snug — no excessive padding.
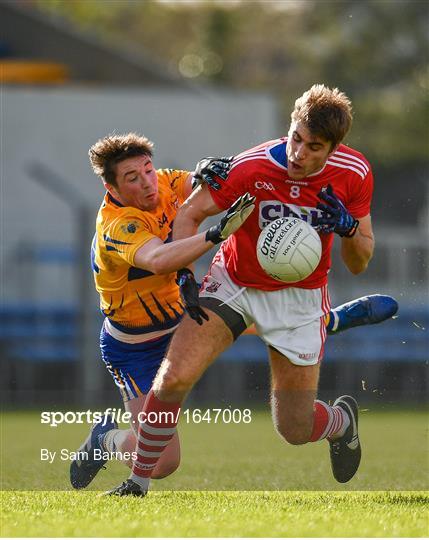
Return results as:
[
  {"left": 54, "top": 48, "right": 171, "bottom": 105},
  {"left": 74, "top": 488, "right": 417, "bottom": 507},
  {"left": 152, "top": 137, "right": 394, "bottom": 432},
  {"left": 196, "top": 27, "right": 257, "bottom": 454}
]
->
[{"left": 256, "top": 217, "right": 322, "bottom": 283}]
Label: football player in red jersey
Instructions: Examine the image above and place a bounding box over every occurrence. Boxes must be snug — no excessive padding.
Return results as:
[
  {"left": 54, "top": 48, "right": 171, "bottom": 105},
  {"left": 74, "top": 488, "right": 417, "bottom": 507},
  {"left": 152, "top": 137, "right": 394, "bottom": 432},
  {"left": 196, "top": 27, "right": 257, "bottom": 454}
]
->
[
  {"left": 106, "top": 85, "right": 398, "bottom": 496},
  {"left": 71, "top": 132, "right": 395, "bottom": 495}
]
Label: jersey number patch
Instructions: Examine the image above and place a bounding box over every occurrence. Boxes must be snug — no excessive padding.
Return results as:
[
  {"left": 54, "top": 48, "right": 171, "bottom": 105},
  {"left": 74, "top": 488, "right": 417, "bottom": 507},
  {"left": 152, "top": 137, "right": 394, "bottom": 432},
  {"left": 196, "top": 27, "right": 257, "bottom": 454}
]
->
[
  {"left": 158, "top": 213, "right": 168, "bottom": 229},
  {"left": 290, "top": 185, "right": 300, "bottom": 199}
]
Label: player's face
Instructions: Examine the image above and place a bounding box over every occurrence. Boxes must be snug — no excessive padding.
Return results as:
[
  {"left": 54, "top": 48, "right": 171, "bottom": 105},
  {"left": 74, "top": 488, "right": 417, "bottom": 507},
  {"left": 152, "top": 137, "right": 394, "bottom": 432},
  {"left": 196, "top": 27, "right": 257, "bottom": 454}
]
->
[
  {"left": 286, "top": 121, "right": 336, "bottom": 180},
  {"left": 107, "top": 155, "right": 159, "bottom": 211}
]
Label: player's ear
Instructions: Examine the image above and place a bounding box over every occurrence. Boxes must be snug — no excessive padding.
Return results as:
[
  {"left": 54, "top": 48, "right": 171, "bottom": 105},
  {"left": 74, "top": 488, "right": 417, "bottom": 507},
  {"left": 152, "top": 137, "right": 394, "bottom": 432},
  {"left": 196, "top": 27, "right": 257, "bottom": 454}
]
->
[{"left": 104, "top": 181, "right": 120, "bottom": 199}]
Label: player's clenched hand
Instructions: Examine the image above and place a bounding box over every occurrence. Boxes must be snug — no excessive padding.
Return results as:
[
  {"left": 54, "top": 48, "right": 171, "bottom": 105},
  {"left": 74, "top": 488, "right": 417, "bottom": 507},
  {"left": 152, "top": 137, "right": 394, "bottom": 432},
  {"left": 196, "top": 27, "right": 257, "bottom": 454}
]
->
[
  {"left": 192, "top": 156, "right": 234, "bottom": 191},
  {"left": 315, "top": 184, "right": 359, "bottom": 238},
  {"left": 205, "top": 192, "right": 256, "bottom": 244},
  {"left": 176, "top": 268, "right": 209, "bottom": 325}
]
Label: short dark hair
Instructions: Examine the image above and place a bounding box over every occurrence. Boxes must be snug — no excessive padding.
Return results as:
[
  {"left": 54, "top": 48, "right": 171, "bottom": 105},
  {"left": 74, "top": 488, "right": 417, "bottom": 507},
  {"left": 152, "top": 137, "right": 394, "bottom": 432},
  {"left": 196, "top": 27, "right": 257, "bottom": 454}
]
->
[
  {"left": 291, "top": 84, "right": 353, "bottom": 149},
  {"left": 89, "top": 133, "right": 154, "bottom": 187}
]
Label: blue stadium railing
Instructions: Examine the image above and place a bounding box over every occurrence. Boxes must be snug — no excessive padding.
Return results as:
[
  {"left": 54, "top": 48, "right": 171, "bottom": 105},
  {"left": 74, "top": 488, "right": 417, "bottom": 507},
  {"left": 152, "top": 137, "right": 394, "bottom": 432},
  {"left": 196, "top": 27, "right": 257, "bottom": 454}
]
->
[
  {"left": 0, "top": 305, "right": 78, "bottom": 363},
  {"left": 0, "top": 304, "right": 427, "bottom": 365}
]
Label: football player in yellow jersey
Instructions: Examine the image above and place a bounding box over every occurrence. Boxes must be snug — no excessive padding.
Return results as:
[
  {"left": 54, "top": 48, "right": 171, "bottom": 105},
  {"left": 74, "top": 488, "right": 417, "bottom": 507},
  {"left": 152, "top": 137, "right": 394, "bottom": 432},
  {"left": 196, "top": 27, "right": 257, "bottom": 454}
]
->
[
  {"left": 70, "top": 132, "right": 397, "bottom": 492},
  {"left": 70, "top": 133, "right": 255, "bottom": 489}
]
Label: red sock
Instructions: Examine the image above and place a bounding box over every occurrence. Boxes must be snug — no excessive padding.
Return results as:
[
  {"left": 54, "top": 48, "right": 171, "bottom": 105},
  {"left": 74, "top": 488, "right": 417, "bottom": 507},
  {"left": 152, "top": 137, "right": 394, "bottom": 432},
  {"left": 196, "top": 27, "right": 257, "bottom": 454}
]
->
[
  {"left": 130, "top": 389, "right": 181, "bottom": 482},
  {"left": 310, "top": 400, "right": 348, "bottom": 442}
]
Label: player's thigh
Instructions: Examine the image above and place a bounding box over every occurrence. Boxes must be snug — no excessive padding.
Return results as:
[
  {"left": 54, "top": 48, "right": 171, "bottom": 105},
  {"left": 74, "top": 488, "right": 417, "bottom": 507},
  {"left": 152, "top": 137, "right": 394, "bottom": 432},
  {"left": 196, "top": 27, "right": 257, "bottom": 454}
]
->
[
  {"left": 153, "top": 309, "right": 235, "bottom": 392},
  {"left": 251, "top": 286, "right": 328, "bottom": 367},
  {"left": 269, "top": 346, "right": 320, "bottom": 429},
  {"left": 154, "top": 249, "right": 250, "bottom": 391}
]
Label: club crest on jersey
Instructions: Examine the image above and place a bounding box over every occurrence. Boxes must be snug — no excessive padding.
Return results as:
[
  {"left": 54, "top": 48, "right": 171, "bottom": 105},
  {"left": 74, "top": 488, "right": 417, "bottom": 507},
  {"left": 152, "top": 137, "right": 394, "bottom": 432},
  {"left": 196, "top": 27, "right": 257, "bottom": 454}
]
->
[
  {"left": 259, "top": 201, "right": 322, "bottom": 229},
  {"left": 255, "top": 180, "right": 275, "bottom": 191},
  {"left": 121, "top": 221, "right": 140, "bottom": 234}
]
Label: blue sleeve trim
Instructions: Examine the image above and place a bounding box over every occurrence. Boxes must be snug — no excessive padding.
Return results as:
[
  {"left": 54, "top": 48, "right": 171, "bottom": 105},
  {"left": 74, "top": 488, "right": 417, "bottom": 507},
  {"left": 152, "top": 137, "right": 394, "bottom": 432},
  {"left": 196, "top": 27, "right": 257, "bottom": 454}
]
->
[
  {"left": 90, "top": 234, "right": 100, "bottom": 273},
  {"left": 103, "top": 234, "right": 131, "bottom": 245}
]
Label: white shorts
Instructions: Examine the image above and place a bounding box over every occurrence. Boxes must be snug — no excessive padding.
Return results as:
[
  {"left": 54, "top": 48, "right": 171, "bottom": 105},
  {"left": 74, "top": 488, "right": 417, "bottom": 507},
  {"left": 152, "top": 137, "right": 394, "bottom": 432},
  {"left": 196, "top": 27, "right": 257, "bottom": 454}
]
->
[{"left": 200, "top": 251, "right": 331, "bottom": 366}]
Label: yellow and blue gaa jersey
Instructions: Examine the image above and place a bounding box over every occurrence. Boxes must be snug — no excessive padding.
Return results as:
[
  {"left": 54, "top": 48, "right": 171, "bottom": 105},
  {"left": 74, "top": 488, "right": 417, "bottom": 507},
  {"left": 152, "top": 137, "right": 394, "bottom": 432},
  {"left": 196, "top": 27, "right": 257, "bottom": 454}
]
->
[{"left": 91, "top": 169, "right": 190, "bottom": 335}]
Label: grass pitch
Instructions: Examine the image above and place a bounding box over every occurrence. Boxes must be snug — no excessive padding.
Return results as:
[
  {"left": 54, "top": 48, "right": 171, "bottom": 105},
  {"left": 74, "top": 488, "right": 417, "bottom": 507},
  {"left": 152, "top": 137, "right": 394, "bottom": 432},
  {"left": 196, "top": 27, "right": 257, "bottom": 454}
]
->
[
  {"left": 1, "top": 490, "right": 427, "bottom": 537},
  {"left": 1, "top": 408, "right": 428, "bottom": 537}
]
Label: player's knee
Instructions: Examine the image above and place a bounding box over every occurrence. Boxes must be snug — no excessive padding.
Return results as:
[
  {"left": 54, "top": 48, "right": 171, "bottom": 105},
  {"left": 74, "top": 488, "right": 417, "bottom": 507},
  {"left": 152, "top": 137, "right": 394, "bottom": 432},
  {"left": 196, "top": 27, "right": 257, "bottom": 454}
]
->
[
  {"left": 154, "top": 366, "right": 194, "bottom": 396},
  {"left": 274, "top": 420, "right": 312, "bottom": 446},
  {"left": 284, "top": 431, "right": 311, "bottom": 445}
]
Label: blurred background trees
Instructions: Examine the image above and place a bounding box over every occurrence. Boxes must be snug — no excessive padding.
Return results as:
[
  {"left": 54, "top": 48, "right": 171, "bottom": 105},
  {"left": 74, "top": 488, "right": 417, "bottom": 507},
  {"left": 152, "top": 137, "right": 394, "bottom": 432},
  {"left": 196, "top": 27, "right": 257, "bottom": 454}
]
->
[
  {"left": 35, "top": 0, "right": 428, "bottom": 167},
  {"left": 2, "top": 0, "right": 427, "bottom": 407}
]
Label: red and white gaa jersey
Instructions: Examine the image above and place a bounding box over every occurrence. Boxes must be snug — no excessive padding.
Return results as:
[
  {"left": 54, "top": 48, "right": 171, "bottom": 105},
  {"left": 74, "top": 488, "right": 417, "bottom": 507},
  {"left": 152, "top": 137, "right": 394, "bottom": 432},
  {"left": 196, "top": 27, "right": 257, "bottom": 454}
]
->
[{"left": 208, "top": 137, "right": 373, "bottom": 291}]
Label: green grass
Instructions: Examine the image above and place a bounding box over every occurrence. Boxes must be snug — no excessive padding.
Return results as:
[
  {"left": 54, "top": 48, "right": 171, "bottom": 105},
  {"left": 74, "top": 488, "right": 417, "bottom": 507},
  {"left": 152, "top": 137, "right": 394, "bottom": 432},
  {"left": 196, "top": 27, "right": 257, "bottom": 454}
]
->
[
  {"left": 1, "top": 490, "right": 428, "bottom": 537},
  {"left": 1, "top": 409, "right": 427, "bottom": 491},
  {"left": 1, "top": 409, "right": 428, "bottom": 536}
]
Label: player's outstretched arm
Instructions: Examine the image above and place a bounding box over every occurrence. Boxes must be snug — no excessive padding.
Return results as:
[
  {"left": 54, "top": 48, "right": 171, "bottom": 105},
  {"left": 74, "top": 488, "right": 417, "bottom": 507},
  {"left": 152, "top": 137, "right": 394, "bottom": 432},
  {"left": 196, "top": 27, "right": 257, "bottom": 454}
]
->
[
  {"left": 173, "top": 184, "right": 255, "bottom": 242},
  {"left": 133, "top": 190, "right": 254, "bottom": 274}
]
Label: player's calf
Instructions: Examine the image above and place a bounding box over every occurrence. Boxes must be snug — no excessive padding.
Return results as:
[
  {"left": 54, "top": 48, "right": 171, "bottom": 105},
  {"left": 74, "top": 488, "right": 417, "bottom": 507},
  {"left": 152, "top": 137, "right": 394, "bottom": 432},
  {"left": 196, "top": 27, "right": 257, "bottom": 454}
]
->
[
  {"left": 271, "top": 389, "right": 316, "bottom": 445},
  {"left": 151, "top": 432, "right": 181, "bottom": 479},
  {"left": 151, "top": 458, "right": 180, "bottom": 479}
]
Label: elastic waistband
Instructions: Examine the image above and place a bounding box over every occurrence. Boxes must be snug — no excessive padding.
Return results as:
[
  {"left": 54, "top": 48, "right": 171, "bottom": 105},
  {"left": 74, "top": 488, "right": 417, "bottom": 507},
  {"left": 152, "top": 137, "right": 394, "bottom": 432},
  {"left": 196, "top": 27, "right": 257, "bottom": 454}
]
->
[{"left": 103, "top": 318, "right": 178, "bottom": 344}]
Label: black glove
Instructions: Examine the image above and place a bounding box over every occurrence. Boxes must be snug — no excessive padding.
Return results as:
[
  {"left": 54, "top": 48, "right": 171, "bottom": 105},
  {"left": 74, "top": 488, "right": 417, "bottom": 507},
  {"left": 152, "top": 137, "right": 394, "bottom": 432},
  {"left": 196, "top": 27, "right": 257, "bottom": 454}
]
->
[
  {"left": 176, "top": 268, "right": 209, "bottom": 325},
  {"left": 315, "top": 184, "right": 359, "bottom": 237},
  {"left": 192, "top": 156, "right": 234, "bottom": 190},
  {"left": 205, "top": 192, "right": 256, "bottom": 244}
]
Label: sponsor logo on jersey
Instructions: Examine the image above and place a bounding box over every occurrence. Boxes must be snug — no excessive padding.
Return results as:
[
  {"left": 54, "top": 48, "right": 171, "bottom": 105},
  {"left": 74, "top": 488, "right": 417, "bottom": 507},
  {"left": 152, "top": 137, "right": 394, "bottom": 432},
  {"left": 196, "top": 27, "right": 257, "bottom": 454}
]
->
[
  {"left": 255, "top": 180, "right": 275, "bottom": 191},
  {"left": 259, "top": 201, "right": 322, "bottom": 229},
  {"left": 284, "top": 179, "right": 308, "bottom": 186}
]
